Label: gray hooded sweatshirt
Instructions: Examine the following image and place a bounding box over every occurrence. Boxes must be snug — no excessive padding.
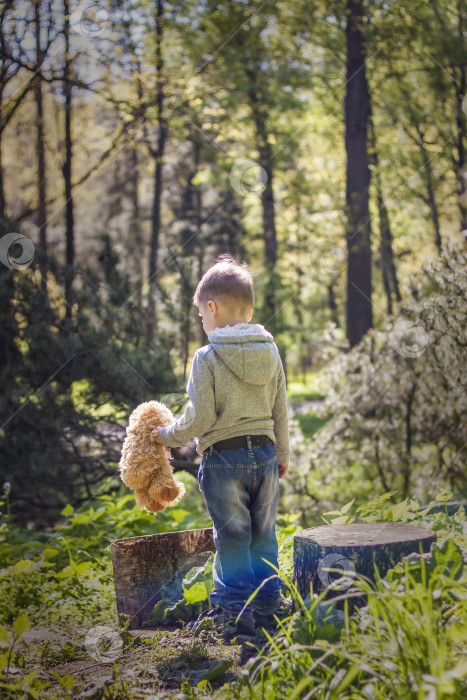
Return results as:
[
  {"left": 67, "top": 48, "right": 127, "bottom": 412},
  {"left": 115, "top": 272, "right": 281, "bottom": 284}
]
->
[{"left": 159, "top": 322, "right": 290, "bottom": 463}]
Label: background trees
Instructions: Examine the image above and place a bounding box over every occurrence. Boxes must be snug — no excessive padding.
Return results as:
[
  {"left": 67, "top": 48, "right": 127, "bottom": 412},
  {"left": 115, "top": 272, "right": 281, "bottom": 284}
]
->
[{"left": 1, "top": 0, "right": 465, "bottom": 525}]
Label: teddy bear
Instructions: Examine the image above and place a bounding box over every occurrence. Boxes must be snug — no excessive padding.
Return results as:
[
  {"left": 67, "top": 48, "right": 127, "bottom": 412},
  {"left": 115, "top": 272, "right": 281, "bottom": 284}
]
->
[{"left": 119, "top": 400, "right": 185, "bottom": 513}]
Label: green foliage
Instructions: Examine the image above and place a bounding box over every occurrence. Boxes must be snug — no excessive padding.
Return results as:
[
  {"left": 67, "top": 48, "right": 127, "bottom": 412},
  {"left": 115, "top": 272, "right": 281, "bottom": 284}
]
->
[
  {"left": 182, "top": 556, "right": 214, "bottom": 605},
  {"left": 0, "top": 235, "right": 178, "bottom": 529},
  {"left": 233, "top": 498, "right": 467, "bottom": 700},
  {"left": 1, "top": 489, "right": 467, "bottom": 699},
  {"left": 294, "top": 411, "right": 328, "bottom": 438},
  {"left": 0, "top": 493, "right": 210, "bottom": 629},
  {"left": 284, "top": 244, "right": 467, "bottom": 525}
]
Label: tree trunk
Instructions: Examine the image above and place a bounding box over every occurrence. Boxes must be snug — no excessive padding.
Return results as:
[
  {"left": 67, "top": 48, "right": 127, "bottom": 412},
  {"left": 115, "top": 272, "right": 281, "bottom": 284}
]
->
[
  {"left": 0, "top": 100, "right": 4, "bottom": 223},
  {"left": 415, "top": 125, "right": 442, "bottom": 252},
  {"left": 454, "top": 65, "right": 466, "bottom": 233},
  {"left": 428, "top": 0, "right": 466, "bottom": 234},
  {"left": 110, "top": 528, "right": 215, "bottom": 627},
  {"left": 294, "top": 523, "right": 436, "bottom": 613},
  {"left": 128, "top": 146, "right": 143, "bottom": 311},
  {"left": 63, "top": 0, "right": 74, "bottom": 322},
  {"left": 368, "top": 110, "right": 401, "bottom": 314},
  {"left": 344, "top": 0, "right": 373, "bottom": 347},
  {"left": 327, "top": 281, "right": 339, "bottom": 327},
  {"left": 146, "top": 0, "right": 167, "bottom": 344},
  {"left": 34, "top": 0, "right": 48, "bottom": 294},
  {"left": 245, "top": 67, "right": 280, "bottom": 335},
  {"left": 197, "top": 249, "right": 208, "bottom": 345},
  {"left": 402, "top": 382, "right": 417, "bottom": 498}
]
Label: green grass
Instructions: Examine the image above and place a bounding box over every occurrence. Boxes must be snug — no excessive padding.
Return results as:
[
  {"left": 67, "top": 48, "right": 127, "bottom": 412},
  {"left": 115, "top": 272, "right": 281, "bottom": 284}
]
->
[
  {"left": 1, "top": 487, "right": 467, "bottom": 698},
  {"left": 225, "top": 494, "right": 467, "bottom": 700},
  {"left": 287, "top": 372, "right": 325, "bottom": 403},
  {"left": 294, "top": 412, "right": 329, "bottom": 438}
]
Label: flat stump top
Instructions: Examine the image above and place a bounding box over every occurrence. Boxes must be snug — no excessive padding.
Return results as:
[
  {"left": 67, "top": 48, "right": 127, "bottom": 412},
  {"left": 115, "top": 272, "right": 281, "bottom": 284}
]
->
[
  {"left": 295, "top": 522, "right": 435, "bottom": 548},
  {"left": 110, "top": 527, "right": 213, "bottom": 549}
]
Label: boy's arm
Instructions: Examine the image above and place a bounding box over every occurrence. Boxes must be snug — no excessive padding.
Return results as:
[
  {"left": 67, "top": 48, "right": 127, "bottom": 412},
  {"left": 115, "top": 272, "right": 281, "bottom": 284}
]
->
[
  {"left": 272, "top": 358, "right": 290, "bottom": 465},
  {"left": 158, "top": 350, "right": 216, "bottom": 448}
]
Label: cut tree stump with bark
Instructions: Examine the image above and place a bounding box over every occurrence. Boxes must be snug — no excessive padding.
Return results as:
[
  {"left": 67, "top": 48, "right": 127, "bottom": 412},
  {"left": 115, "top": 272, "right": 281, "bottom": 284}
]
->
[
  {"left": 110, "top": 528, "right": 215, "bottom": 627},
  {"left": 294, "top": 522, "right": 436, "bottom": 613}
]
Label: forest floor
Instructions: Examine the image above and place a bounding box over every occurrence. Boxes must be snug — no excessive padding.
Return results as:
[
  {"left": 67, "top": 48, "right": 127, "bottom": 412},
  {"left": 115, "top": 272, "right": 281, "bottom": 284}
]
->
[
  {"left": 290, "top": 399, "right": 324, "bottom": 414},
  {"left": 20, "top": 620, "right": 267, "bottom": 698},
  {"left": 11, "top": 400, "right": 322, "bottom": 697}
]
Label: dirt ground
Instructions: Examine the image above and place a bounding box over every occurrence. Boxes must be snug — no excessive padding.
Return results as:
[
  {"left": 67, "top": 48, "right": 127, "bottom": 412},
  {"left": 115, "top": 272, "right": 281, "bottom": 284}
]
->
[{"left": 18, "top": 622, "right": 264, "bottom": 698}]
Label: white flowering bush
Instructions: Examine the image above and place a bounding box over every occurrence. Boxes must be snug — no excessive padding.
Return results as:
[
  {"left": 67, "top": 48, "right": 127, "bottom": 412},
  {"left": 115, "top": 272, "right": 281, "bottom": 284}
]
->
[{"left": 286, "top": 243, "right": 467, "bottom": 515}]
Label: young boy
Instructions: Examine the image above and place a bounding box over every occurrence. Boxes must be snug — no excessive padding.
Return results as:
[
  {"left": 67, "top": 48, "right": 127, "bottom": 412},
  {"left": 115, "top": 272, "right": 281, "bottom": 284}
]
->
[{"left": 156, "top": 253, "right": 290, "bottom": 634}]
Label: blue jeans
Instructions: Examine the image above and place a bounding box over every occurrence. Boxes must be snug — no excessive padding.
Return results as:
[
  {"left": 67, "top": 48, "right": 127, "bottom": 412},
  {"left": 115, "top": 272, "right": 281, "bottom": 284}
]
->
[{"left": 197, "top": 436, "right": 281, "bottom": 615}]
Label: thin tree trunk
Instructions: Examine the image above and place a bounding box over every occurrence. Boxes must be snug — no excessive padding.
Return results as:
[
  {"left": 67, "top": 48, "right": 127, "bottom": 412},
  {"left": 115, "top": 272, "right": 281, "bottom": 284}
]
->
[
  {"left": 403, "top": 383, "right": 417, "bottom": 499},
  {"left": 0, "top": 122, "right": 4, "bottom": 223},
  {"left": 415, "top": 124, "right": 442, "bottom": 252},
  {"left": 327, "top": 281, "right": 339, "bottom": 327},
  {"left": 34, "top": 0, "right": 48, "bottom": 293},
  {"left": 191, "top": 136, "right": 206, "bottom": 346},
  {"left": 197, "top": 249, "right": 207, "bottom": 346},
  {"left": 368, "top": 110, "right": 401, "bottom": 314},
  {"left": 454, "top": 64, "right": 466, "bottom": 232},
  {"left": 129, "top": 146, "right": 143, "bottom": 311},
  {"left": 63, "top": 0, "right": 74, "bottom": 322},
  {"left": 146, "top": 0, "right": 167, "bottom": 344},
  {"left": 429, "top": 0, "right": 466, "bottom": 233},
  {"left": 245, "top": 66, "right": 279, "bottom": 334},
  {"left": 344, "top": 0, "right": 373, "bottom": 347}
]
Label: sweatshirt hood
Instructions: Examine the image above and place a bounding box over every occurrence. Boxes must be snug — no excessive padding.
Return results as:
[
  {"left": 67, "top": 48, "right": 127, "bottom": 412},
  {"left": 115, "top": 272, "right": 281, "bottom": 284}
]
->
[{"left": 208, "top": 322, "right": 278, "bottom": 385}]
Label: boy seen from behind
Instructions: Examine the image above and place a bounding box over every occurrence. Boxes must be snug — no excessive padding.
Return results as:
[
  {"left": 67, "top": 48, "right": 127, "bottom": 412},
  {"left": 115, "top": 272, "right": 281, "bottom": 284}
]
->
[{"left": 156, "top": 254, "right": 290, "bottom": 635}]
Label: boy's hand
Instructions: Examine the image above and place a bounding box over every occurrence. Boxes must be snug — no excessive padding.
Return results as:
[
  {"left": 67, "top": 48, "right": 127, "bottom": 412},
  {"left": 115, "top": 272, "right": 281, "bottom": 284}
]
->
[{"left": 278, "top": 463, "right": 288, "bottom": 479}]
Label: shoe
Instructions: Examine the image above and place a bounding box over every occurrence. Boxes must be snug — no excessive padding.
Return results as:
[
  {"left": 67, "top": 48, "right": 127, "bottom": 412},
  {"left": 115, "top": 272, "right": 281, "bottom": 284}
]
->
[
  {"left": 187, "top": 605, "right": 255, "bottom": 637},
  {"left": 253, "top": 596, "right": 292, "bottom": 629}
]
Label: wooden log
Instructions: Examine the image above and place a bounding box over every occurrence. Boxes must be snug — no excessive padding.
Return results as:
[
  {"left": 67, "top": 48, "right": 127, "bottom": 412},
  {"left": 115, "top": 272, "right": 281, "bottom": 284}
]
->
[
  {"left": 110, "top": 528, "right": 215, "bottom": 628},
  {"left": 294, "top": 522, "right": 436, "bottom": 613}
]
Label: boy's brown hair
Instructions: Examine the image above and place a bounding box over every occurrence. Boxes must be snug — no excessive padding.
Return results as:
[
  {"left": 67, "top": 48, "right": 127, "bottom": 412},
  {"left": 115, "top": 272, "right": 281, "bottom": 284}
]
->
[{"left": 193, "top": 253, "right": 255, "bottom": 315}]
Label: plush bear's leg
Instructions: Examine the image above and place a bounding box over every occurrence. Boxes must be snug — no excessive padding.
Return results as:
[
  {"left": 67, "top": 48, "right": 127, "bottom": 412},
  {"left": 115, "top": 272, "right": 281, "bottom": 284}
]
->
[
  {"left": 134, "top": 488, "right": 165, "bottom": 514},
  {"left": 147, "top": 478, "right": 185, "bottom": 507}
]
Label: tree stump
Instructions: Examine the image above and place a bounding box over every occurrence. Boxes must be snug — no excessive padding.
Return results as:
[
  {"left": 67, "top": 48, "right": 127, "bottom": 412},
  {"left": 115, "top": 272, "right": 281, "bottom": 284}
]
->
[
  {"left": 110, "top": 528, "right": 215, "bottom": 627},
  {"left": 294, "top": 522, "right": 436, "bottom": 613}
]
